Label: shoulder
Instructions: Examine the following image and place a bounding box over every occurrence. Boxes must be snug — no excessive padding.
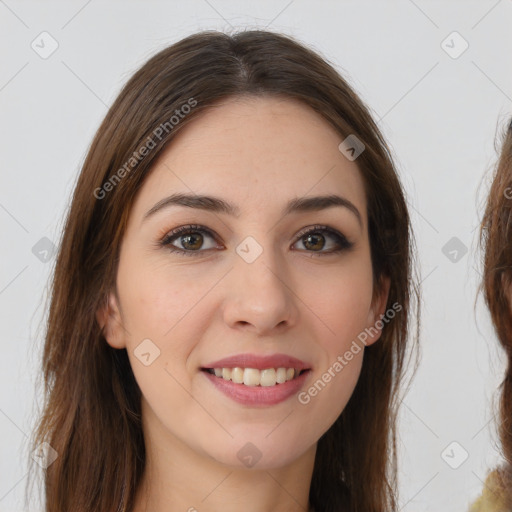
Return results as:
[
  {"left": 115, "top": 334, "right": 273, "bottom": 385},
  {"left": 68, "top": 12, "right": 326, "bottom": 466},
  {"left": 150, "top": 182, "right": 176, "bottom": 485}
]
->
[{"left": 469, "top": 469, "right": 511, "bottom": 512}]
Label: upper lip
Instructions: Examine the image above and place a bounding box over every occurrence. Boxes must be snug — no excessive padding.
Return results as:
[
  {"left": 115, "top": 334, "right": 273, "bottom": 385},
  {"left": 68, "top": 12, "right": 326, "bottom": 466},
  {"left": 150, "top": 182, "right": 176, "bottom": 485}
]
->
[{"left": 202, "top": 353, "right": 311, "bottom": 371}]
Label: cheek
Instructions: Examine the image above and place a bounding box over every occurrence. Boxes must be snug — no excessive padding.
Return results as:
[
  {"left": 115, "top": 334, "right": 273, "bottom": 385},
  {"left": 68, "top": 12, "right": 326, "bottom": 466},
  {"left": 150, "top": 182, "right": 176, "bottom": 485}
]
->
[
  {"left": 305, "top": 352, "right": 364, "bottom": 427},
  {"left": 292, "top": 258, "right": 373, "bottom": 426},
  {"left": 118, "top": 254, "right": 211, "bottom": 339},
  {"left": 115, "top": 256, "right": 216, "bottom": 401},
  {"left": 118, "top": 263, "right": 211, "bottom": 426},
  {"left": 306, "top": 258, "right": 374, "bottom": 350}
]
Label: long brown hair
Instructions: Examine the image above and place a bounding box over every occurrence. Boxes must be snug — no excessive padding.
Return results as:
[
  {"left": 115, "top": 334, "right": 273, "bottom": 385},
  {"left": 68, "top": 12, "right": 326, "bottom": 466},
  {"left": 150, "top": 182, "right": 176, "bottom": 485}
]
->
[
  {"left": 25, "top": 29, "right": 420, "bottom": 512},
  {"left": 478, "top": 115, "right": 512, "bottom": 507}
]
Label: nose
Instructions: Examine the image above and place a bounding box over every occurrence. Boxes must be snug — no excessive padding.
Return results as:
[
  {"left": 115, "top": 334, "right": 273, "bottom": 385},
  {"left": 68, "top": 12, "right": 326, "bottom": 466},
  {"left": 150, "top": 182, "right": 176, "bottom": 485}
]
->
[{"left": 221, "top": 244, "right": 299, "bottom": 336}]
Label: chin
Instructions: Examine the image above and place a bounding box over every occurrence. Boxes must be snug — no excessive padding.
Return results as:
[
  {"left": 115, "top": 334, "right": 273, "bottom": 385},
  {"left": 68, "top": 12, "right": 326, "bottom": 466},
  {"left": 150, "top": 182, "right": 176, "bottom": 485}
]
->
[{"left": 204, "top": 436, "right": 309, "bottom": 471}]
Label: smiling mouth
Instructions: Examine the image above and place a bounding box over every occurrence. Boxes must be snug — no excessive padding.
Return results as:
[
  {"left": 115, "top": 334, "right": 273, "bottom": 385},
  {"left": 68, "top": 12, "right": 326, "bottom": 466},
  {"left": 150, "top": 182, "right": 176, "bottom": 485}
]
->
[{"left": 201, "top": 367, "right": 309, "bottom": 387}]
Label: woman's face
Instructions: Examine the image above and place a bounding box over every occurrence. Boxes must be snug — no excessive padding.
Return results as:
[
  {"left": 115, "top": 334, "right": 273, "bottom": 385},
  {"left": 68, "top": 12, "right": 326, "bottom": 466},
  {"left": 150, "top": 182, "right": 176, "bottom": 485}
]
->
[{"left": 98, "top": 96, "right": 389, "bottom": 469}]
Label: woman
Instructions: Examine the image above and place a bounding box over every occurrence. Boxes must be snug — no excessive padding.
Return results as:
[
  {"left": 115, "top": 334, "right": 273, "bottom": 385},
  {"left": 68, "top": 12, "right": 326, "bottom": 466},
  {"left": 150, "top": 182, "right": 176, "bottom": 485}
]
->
[
  {"left": 26, "top": 29, "right": 420, "bottom": 512},
  {"left": 471, "top": 117, "right": 512, "bottom": 511}
]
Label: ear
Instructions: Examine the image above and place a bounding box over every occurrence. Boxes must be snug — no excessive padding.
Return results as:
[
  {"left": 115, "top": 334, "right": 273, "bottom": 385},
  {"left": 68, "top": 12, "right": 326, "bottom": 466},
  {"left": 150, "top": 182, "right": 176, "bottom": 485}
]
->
[
  {"left": 95, "top": 291, "right": 127, "bottom": 349},
  {"left": 363, "top": 275, "right": 391, "bottom": 347}
]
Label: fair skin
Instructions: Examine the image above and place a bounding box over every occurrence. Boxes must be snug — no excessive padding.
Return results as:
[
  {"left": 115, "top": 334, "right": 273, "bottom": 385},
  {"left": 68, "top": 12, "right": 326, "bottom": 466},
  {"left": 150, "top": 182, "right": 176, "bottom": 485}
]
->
[{"left": 97, "top": 96, "right": 390, "bottom": 512}]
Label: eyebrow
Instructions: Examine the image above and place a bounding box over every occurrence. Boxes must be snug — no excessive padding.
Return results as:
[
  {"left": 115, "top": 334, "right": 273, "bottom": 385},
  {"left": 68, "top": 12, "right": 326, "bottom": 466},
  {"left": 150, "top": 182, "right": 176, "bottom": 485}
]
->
[{"left": 142, "top": 193, "right": 363, "bottom": 228}]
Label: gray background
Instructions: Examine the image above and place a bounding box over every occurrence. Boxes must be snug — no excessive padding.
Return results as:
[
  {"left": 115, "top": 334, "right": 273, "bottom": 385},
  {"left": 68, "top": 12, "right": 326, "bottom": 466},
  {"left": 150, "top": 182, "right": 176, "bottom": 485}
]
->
[{"left": 1, "top": 1, "right": 511, "bottom": 511}]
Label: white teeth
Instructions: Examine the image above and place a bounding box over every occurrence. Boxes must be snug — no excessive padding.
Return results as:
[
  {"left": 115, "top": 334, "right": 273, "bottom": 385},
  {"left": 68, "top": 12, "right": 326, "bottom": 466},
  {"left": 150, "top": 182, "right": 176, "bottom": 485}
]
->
[
  {"left": 243, "top": 368, "right": 261, "bottom": 386},
  {"left": 231, "top": 367, "right": 244, "bottom": 384},
  {"left": 209, "top": 367, "right": 303, "bottom": 386},
  {"left": 259, "top": 368, "right": 276, "bottom": 387},
  {"left": 276, "top": 367, "right": 287, "bottom": 384}
]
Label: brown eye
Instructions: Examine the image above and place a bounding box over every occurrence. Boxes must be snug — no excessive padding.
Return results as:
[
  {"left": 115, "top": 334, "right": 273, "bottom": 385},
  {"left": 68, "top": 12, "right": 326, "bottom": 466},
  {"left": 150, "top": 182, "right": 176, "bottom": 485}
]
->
[
  {"left": 160, "top": 224, "right": 219, "bottom": 256},
  {"left": 293, "top": 225, "right": 353, "bottom": 255},
  {"left": 159, "top": 223, "right": 353, "bottom": 258},
  {"left": 179, "top": 232, "right": 204, "bottom": 251},
  {"left": 302, "top": 232, "right": 326, "bottom": 251}
]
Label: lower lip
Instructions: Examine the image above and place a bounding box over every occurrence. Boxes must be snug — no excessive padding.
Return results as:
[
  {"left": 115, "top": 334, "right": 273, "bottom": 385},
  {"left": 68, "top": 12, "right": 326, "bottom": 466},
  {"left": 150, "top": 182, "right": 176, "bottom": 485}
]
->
[{"left": 202, "top": 370, "right": 311, "bottom": 406}]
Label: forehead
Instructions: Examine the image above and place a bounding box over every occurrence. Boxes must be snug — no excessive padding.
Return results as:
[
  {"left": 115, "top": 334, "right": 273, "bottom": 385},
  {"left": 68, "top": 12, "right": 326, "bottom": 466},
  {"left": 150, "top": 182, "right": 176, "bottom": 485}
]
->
[{"left": 129, "top": 95, "right": 368, "bottom": 227}]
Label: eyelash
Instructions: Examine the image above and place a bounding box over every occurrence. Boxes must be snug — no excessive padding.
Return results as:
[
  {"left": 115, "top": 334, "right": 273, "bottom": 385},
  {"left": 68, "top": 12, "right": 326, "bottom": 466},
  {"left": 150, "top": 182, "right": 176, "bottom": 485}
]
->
[{"left": 158, "top": 223, "right": 354, "bottom": 257}]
